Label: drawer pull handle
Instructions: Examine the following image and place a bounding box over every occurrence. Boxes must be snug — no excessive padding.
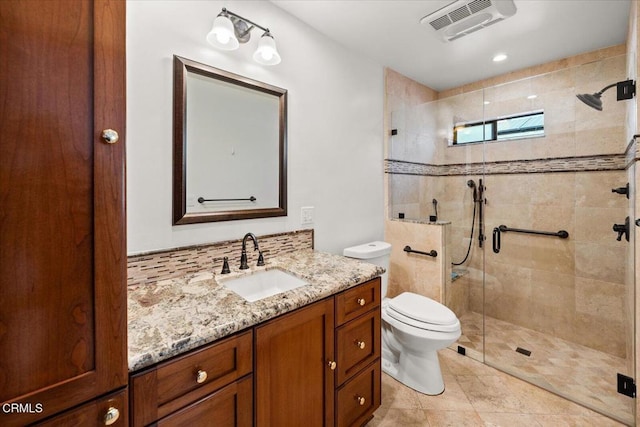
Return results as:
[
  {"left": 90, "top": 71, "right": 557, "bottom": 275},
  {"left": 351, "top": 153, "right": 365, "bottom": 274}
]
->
[
  {"left": 357, "top": 298, "right": 366, "bottom": 306},
  {"left": 104, "top": 407, "right": 120, "bottom": 425},
  {"left": 328, "top": 360, "right": 337, "bottom": 370},
  {"left": 356, "top": 396, "right": 366, "bottom": 406},
  {"left": 196, "top": 369, "right": 208, "bottom": 384},
  {"left": 356, "top": 340, "right": 366, "bottom": 350}
]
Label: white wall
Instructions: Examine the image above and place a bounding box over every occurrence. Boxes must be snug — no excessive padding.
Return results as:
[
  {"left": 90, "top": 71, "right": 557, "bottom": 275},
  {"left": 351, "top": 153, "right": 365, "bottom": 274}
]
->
[{"left": 126, "top": 0, "right": 385, "bottom": 255}]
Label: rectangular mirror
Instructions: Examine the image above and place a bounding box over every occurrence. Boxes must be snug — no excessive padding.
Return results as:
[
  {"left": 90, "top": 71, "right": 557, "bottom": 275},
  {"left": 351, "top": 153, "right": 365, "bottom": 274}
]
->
[{"left": 173, "top": 55, "right": 287, "bottom": 224}]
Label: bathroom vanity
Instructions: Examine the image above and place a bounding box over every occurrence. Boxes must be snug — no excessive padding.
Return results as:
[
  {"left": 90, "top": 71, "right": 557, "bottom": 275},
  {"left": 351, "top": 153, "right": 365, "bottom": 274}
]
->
[{"left": 128, "top": 250, "right": 383, "bottom": 426}]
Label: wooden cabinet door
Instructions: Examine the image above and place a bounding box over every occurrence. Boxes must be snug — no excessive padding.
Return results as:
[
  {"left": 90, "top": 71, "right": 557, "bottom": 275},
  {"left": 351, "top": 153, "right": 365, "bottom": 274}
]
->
[
  {"left": 255, "top": 299, "right": 335, "bottom": 426},
  {"left": 0, "top": 1, "right": 127, "bottom": 425}
]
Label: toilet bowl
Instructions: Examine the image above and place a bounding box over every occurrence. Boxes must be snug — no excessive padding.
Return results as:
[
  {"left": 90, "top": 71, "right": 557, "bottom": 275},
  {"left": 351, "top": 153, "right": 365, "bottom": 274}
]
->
[
  {"left": 381, "top": 292, "right": 460, "bottom": 395},
  {"left": 343, "top": 241, "right": 461, "bottom": 395}
]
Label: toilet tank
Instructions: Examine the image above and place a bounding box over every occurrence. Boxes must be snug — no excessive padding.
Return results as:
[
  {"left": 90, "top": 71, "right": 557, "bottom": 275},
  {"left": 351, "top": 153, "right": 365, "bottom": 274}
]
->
[{"left": 343, "top": 241, "right": 391, "bottom": 298}]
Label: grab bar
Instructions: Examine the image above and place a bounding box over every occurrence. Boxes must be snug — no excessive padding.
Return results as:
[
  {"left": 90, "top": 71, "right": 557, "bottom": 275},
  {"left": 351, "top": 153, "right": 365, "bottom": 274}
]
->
[
  {"left": 403, "top": 245, "right": 437, "bottom": 258},
  {"left": 498, "top": 225, "right": 569, "bottom": 239},
  {"left": 198, "top": 196, "right": 257, "bottom": 203}
]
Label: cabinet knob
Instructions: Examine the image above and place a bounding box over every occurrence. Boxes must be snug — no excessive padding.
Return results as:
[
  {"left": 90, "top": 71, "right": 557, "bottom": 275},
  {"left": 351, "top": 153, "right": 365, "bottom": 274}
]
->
[
  {"left": 196, "top": 369, "right": 208, "bottom": 384},
  {"left": 328, "top": 360, "right": 337, "bottom": 370},
  {"left": 104, "top": 407, "right": 120, "bottom": 425},
  {"left": 101, "top": 129, "right": 119, "bottom": 144},
  {"left": 357, "top": 298, "right": 366, "bottom": 306},
  {"left": 356, "top": 396, "right": 366, "bottom": 406},
  {"left": 355, "top": 340, "right": 366, "bottom": 350}
]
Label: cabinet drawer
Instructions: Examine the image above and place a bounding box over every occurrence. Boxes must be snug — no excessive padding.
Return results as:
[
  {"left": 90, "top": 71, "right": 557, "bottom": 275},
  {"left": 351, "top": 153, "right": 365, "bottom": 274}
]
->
[
  {"left": 335, "top": 308, "right": 381, "bottom": 385},
  {"left": 336, "top": 360, "right": 381, "bottom": 427},
  {"left": 130, "top": 330, "right": 252, "bottom": 426},
  {"left": 35, "top": 389, "right": 127, "bottom": 426},
  {"left": 335, "top": 278, "right": 380, "bottom": 326},
  {"left": 157, "top": 375, "right": 252, "bottom": 427}
]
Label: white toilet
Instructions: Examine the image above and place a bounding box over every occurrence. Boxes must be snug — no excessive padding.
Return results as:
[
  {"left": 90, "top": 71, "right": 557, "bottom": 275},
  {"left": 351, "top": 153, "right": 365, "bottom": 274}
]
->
[{"left": 343, "top": 241, "right": 461, "bottom": 395}]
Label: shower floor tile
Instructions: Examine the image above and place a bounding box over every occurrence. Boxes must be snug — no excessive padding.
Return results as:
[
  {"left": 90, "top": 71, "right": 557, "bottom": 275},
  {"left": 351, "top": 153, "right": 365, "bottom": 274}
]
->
[
  {"left": 370, "top": 349, "right": 625, "bottom": 426},
  {"left": 451, "top": 311, "right": 633, "bottom": 425}
]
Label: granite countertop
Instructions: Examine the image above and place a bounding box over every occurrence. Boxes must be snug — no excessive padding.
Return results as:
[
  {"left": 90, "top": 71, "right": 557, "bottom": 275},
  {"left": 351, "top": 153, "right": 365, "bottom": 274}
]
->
[{"left": 127, "top": 249, "right": 384, "bottom": 372}]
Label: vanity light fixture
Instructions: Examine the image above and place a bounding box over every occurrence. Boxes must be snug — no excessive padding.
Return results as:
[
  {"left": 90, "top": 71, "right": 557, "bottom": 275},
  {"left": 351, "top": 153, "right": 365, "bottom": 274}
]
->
[
  {"left": 576, "top": 79, "right": 636, "bottom": 111},
  {"left": 206, "top": 7, "right": 281, "bottom": 65}
]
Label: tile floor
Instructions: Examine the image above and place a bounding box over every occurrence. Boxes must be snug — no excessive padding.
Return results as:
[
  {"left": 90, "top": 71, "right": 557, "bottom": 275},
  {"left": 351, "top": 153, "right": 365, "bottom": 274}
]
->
[
  {"left": 369, "top": 349, "right": 627, "bottom": 426},
  {"left": 456, "top": 311, "right": 633, "bottom": 425}
]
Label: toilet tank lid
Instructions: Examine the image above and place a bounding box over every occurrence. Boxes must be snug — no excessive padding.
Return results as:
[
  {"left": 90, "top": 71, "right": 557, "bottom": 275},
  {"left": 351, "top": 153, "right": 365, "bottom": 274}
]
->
[
  {"left": 343, "top": 241, "right": 391, "bottom": 259},
  {"left": 388, "top": 292, "right": 458, "bottom": 326}
]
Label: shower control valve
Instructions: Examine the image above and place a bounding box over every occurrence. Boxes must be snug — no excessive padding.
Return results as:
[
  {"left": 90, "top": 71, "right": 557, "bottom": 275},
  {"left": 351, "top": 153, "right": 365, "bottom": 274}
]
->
[{"left": 613, "top": 216, "right": 630, "bottom": 242}]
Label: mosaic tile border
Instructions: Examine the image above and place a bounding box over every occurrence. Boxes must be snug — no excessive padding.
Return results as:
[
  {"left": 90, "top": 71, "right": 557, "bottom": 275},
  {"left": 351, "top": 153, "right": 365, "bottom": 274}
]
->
[
  {"left": 385, "top": 153, "right": 628, "bottom": 176},
  {"left": 127, "top": 229, "right": 314, "bottom": 287}
]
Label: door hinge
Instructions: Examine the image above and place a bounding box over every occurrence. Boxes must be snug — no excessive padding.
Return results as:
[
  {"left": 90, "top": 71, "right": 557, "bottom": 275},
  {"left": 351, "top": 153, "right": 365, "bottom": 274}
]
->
[{"left": 617, "top": 373, "right": 636, "bottom": 398}]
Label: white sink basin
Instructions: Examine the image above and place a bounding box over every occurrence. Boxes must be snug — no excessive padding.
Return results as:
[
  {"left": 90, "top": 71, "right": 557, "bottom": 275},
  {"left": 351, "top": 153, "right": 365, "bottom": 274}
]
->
[{"left": 221, "top": 268, "right": 308, "bottom": 302}]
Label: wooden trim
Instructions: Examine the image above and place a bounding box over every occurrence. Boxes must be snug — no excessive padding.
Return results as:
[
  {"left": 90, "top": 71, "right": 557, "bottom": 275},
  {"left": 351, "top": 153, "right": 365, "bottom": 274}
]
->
[{"left": 93, "top": 0, "right": 128, "bottom": 392}]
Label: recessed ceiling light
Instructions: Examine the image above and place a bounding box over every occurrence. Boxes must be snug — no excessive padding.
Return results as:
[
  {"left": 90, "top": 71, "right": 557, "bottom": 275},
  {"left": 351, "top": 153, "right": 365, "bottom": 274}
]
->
[
  {"left": 527, "top": 94, "right": 537, "bottom": 99},
  {"left": 493, "top": 53, "right": 508, "bottom": 62}
]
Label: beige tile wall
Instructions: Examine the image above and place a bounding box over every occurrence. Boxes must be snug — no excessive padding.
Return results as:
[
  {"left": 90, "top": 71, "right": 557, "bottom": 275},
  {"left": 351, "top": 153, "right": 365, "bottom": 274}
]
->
[
  {"left": 482, "top": 170, "right": 628, "bottom": 357},
  {"left": 385, "top": 69, "right": 439, "bottom": 221},
  {"left": 384, "top": 219, "right": 450, "bottom": 303}
]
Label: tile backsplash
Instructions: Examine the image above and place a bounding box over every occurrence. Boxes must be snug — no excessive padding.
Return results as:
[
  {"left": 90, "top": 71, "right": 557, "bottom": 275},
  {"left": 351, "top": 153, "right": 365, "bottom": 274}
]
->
[{"left": 127, "top": 229, "right": 314, "bottom": 287}]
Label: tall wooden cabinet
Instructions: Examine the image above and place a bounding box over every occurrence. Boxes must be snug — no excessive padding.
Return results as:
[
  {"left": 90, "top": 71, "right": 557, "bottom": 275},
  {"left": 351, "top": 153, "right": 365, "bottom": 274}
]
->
[{"left": 0, "top": 1, "right": 127, "bottom": 425}]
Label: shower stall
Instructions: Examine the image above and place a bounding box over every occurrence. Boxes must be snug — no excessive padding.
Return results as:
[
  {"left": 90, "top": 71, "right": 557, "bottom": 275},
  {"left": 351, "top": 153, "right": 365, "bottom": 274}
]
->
[{"left": 387, "top": 51, "right": 636, "bottom": 425}]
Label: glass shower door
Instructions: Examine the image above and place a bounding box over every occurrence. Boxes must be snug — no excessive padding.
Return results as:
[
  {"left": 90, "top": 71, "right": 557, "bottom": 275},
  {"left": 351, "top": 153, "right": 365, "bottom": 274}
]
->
[{"left": 480, "top": 54, "right": 635, "bottom": 425}]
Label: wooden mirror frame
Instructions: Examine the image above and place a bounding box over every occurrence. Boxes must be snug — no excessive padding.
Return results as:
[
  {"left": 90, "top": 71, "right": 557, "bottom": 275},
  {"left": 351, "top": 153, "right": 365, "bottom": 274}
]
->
[{"left": 173, "top": 56, "right": 287, "bottom": 224}]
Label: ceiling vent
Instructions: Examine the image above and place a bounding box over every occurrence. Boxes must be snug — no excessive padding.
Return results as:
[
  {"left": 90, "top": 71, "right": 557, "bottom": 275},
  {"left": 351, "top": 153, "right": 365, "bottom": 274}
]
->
[{"left": 420, "top": 0, "right": 517, "bottom": 42}]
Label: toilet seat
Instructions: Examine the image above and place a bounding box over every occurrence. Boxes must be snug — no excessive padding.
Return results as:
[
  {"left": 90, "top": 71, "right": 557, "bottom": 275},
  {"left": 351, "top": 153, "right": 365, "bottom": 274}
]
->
[{"left": 386, "top": 292, "right": 460, "bottom": 333}]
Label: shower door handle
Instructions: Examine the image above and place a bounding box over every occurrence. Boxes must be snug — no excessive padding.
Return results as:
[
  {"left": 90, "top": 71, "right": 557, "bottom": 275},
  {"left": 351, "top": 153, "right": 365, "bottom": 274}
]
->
[{"left": 492, "top": 227, "right": 501, "bottom": 253}]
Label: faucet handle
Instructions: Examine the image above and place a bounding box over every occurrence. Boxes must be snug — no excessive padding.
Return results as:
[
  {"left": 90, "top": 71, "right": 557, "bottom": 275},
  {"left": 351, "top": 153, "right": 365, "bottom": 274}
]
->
[
  {"left": 257, "top": 251, "right": 265, "bottom": 266},
  {"left": 221, "top": 257, "right": 231, "bottom": 274}
]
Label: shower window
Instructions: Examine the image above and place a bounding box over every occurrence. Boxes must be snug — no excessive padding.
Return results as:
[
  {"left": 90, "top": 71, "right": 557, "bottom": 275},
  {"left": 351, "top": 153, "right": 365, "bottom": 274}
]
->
[{"left": 453, "top": 110, "right": 544, "bottom": 144}]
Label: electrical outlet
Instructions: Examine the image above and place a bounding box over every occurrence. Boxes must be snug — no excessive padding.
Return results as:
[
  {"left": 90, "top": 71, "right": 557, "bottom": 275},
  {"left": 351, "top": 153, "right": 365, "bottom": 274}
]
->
[{"left": 301, "top": 206, "right": 314, "bottom": 225}]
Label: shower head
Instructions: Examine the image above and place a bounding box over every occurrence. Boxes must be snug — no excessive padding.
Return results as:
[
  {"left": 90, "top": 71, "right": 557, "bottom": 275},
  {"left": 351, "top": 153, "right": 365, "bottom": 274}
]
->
[
  {"left": 576, "top": 79, "right": 636, "bottom": 111},
  {"left": 467, "top": 179, "right": 478, "bottom": 202},
  {"left": 576, "top": 92, "right": 603, "bottom": 111}
]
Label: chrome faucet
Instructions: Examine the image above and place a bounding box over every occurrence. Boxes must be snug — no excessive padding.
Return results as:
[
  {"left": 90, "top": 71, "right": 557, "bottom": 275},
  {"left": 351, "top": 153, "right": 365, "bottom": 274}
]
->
[{"left": 240, "top": 232, "right": 265, "bottom": 269}]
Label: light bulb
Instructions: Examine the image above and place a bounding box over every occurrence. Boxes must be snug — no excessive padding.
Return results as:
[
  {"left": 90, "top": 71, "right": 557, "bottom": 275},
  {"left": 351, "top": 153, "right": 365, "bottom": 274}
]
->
[
  {"left": 253, "top": 32, "right": 281, "bottom": 66},
  {"left": 216, "top": 32, "right": 230, "bottom": 44},
  {"left": 206, "top": 13, "right": 239, "bottom": 50}
]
